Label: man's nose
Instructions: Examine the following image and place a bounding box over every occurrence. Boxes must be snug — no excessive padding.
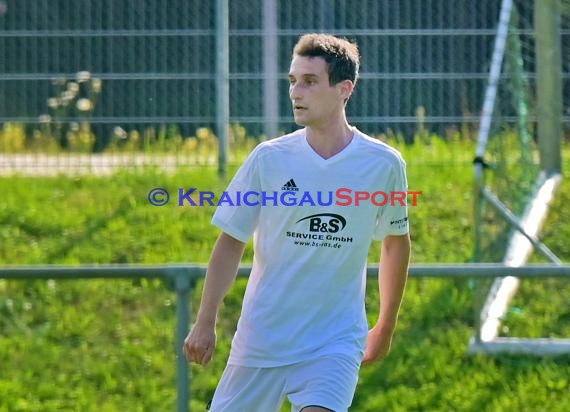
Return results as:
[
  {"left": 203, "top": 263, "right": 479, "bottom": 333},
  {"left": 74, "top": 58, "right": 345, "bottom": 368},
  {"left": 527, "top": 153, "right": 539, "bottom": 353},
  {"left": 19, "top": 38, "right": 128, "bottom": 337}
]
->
[{"left": 289, "top": 83, "right": 301, "bottom": 100}]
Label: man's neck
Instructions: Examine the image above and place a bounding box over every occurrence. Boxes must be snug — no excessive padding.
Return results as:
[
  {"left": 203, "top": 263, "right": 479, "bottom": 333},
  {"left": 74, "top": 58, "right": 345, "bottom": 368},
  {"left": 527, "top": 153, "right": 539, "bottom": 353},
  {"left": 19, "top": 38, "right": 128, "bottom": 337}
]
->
[{"left": 305, "top": 119, "right": 354, "bottom": 160}]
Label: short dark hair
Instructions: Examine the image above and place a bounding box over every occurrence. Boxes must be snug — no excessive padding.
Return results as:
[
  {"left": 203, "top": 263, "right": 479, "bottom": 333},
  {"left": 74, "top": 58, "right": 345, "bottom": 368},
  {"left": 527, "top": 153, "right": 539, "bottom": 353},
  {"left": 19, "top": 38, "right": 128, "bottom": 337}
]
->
[{"left": 292, "top": 33, "right": 360, "bottom": 86}]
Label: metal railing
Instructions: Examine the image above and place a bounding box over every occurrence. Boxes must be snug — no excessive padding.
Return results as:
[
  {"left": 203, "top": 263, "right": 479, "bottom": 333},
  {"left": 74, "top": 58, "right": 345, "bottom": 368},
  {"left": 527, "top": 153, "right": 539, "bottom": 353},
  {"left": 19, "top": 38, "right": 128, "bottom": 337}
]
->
[{"left": 1, "top": 263, "right": 570, "bottom": 412}]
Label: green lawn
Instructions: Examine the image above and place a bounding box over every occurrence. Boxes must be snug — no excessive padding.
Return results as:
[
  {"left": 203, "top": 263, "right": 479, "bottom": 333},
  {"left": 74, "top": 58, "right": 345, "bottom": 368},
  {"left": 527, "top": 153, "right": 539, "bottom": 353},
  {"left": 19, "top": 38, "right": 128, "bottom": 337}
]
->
[{"left": 0, "top": 140, "right": 569, "bottom": 411}]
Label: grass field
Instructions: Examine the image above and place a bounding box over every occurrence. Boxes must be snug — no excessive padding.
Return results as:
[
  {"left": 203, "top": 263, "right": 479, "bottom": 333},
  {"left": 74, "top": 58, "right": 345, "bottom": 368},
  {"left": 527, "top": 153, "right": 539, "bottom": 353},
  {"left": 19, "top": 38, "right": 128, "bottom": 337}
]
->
[{"left": 0, "top": 140, "right": 569, "bottom": 411}]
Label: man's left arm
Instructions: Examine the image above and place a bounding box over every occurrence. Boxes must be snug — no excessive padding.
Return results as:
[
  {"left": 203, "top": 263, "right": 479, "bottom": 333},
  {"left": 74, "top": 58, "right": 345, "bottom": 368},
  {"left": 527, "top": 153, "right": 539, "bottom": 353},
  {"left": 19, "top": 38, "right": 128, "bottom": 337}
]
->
[{"left": 362, "top": 233, "right": 411, "bottom": 365}]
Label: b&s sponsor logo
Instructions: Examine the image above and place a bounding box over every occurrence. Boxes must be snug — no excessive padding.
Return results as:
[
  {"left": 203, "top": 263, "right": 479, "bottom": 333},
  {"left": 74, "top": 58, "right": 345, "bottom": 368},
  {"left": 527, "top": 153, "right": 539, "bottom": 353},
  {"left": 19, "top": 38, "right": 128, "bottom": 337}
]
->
[
  {"left": 286, "top": 213, "right": 353, "bottom": 248},
  {"left": 296, "top": 213, "right": 346, "bottom": 233}
]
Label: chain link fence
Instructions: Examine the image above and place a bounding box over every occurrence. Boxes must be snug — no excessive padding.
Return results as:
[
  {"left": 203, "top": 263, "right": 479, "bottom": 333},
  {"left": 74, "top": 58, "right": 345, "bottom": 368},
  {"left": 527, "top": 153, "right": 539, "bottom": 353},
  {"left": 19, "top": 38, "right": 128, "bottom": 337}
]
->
[{"left": 0, "top": 0, "right": 567, "bottom": 173}]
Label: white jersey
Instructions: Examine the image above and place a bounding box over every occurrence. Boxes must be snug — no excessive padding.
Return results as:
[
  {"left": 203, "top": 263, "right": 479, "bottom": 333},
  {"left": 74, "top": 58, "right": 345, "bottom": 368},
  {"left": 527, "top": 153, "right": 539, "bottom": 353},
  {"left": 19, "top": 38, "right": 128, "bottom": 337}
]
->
[{"left": 212, "top": 128, "right": 409, "bottom": 367}]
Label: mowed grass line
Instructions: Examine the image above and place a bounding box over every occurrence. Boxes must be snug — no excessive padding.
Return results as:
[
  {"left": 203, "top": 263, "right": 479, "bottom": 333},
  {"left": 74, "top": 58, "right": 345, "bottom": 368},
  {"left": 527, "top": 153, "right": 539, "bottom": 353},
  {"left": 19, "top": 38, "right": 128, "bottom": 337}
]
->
[{"left": 0, "top": 141, "right": 569, "bottom": 411}]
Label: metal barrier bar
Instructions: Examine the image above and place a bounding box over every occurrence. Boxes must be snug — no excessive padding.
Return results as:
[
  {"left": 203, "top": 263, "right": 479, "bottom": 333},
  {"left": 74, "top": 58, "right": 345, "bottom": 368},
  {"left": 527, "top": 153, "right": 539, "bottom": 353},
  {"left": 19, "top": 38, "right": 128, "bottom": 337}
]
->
[
  {"left": 246, "top": 263, "right": 570, "bottom": 278},
  {"left": 1, "top": 263, "right": 569, "bottom": 411},
  {"left": 3, "top": 263, "right": 570, "bottom": 279}
]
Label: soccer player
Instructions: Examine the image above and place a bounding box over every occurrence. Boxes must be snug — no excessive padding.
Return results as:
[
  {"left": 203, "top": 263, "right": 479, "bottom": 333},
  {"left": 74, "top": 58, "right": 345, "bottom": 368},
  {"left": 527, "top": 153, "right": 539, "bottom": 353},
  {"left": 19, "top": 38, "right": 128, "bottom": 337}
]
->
[{"left": 183, "top": 33, "right": 411, "bottom": 412}]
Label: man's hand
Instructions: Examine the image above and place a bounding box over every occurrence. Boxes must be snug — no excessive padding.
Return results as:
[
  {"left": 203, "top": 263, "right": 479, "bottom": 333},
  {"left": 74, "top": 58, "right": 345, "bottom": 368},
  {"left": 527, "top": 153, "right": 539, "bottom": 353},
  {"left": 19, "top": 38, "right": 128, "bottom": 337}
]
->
[
  {"left": 182, "top": 232, "right": 245, "bottom": 366},
  {"left": 361, "top": 324, "right": 394, "bottom": 365},
  {"left": 183, "top": 322, "right": 217, "bottom": 366},
  {"left": 362, "top": 234, "right": 410, "bottom": 366}
]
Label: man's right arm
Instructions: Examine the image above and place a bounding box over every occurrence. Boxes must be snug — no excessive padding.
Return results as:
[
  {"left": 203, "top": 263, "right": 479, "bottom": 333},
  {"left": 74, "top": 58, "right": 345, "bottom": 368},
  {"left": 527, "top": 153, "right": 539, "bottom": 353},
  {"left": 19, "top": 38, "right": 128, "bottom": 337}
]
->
[{"left": 183, "top": 231, "right": 246, "bottom": 365}]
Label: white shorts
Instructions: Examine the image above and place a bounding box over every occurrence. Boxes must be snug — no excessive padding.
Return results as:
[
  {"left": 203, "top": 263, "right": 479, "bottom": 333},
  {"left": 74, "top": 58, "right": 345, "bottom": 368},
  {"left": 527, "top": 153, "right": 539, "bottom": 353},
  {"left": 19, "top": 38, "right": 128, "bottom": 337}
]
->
[{"left": 208, "top": 355, "right": 360, "bottom": 412}]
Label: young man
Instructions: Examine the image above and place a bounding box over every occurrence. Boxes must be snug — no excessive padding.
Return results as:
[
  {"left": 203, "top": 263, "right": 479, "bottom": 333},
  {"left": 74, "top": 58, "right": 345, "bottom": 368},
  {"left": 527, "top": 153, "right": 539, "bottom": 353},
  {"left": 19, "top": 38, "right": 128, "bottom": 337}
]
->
[{"left": 184, "top": 33, "right": 411, "bottom": 412}]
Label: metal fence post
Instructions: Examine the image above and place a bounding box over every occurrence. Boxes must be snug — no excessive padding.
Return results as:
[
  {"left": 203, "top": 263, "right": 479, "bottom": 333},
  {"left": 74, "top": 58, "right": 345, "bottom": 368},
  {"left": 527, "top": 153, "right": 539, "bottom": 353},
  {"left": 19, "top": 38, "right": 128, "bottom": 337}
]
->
[
  {"left": 262, "top": 0, "right": 279, "bottom": 141},
  {"left": 216, "top": 0, "right": 229, "bottom": 178},
  {"left": 535, "top": 0, "right": 563, "bottom": 174},
  {"left": 174, "top": 269, "right": 194, "bottom": 412}
]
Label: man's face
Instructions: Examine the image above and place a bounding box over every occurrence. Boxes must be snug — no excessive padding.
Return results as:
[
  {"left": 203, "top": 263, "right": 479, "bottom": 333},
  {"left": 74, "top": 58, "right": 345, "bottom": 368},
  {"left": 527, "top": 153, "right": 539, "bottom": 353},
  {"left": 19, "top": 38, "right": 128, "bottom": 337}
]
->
[{"left": 288, "top": 55, "right": 351, "bottom": 128}]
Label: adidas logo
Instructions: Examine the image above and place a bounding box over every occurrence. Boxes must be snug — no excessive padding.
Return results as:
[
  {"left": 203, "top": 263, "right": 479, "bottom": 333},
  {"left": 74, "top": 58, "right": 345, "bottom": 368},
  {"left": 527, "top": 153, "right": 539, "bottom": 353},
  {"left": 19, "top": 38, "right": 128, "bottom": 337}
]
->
[{"left": 281, "top": 178, "right": 299, "bottom": 192}]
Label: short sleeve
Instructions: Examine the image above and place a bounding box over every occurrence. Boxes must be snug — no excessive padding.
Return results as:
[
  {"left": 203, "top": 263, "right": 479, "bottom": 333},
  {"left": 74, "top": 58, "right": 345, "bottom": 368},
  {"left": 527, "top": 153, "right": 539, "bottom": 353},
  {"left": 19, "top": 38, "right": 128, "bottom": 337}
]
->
[
  {"left": 373, "top": 156, "right": 409, "bottom": 240},
  {"left": 211, "top": 146, "right": 262, "bottom": 242}
]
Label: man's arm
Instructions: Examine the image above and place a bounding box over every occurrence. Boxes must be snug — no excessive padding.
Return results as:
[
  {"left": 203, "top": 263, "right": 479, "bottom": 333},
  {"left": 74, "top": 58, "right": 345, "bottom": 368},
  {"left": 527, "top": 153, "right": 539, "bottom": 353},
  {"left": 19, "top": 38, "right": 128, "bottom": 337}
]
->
[
  {"left": 362, "top": 233, "right": 411, "bottom": 365},
  {"left": 183, "top": 231, "right": 246, "bottom": 365}
]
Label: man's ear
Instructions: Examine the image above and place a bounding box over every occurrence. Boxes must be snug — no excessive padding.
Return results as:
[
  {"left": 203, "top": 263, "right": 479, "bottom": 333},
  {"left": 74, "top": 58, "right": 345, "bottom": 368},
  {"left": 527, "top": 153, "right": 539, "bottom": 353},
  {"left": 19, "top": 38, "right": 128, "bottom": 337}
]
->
[{"left": 339, "top": 79, "right": 355, "bottom": 101}]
